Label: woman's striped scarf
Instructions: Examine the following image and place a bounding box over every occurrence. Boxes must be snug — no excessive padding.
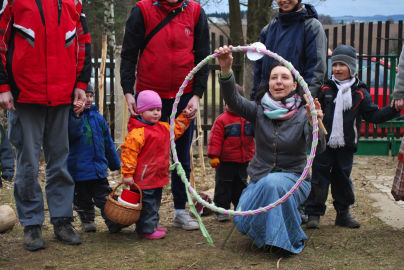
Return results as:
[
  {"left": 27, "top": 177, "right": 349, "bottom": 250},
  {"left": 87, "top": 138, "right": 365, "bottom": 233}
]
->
[{"left": 261, "top": 92, "right": 301, "bottom": 120}]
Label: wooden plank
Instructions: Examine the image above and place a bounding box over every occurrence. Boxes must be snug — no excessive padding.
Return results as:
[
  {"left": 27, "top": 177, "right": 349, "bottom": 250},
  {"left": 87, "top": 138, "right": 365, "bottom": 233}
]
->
[
  {"left": 333, "top": 26, "right": 338, "bottom": 50},
  {"left": 98, "top": 35, "right": 108, "bottom": 115},
  {"left": 358, "top": 23, "right": 364, "bottom": 81},
  {"left": 342, "top": 24, "right": 346, "bottom": 44},
  {"left": 109, "top": 47, "right": 115, "bottom": 140}
]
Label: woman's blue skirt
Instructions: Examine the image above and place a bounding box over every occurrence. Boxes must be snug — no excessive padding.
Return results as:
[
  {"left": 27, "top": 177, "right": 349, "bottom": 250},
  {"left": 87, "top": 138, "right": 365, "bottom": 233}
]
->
[{"left": 233, "top": 172, "right": 311, "bottom": 254}]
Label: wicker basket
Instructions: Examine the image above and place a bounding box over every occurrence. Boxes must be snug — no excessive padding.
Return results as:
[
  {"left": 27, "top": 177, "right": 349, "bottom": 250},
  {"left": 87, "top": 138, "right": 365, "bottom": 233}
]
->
[{"left": 104, "top": 182, "right": 142, "bottom": 225}]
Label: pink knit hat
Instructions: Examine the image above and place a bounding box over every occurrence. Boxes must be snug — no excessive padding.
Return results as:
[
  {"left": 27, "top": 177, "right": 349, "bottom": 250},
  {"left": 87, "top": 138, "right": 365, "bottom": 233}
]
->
[{"left": 136, "top": 90, "right": 162, "bottom": 113}]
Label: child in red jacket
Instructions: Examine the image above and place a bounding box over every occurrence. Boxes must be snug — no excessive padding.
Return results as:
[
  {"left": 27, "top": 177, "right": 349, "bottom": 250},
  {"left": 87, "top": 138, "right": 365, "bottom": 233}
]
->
[
  {"left": 121, "top": 90, "right": 192, "bottom": 239},
  {"left": 207, "top": 86, "right": 255, "bottom": 221}
]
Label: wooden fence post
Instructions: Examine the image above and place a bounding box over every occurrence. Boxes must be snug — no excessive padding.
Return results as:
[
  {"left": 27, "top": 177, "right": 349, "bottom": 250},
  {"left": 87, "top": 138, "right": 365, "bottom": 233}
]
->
[{"left": 98, "top": 35, "right": 108, "bottom": 115}]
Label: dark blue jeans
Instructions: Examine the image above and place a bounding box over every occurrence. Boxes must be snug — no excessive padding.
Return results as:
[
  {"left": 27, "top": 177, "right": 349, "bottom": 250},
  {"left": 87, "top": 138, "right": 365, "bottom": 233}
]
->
[
  {"left": 304, "top": 147, "right": 355, "bottom": 216},
  {"left": 135, "top": 187, "right": 162, "bottom": 234},
  {"left": 160, "top": 92, "right": 195, "bottom": 210}
]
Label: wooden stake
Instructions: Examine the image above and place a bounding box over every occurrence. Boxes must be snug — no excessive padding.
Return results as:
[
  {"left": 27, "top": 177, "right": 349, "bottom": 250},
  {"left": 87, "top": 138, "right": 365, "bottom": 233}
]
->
[
  {"left": 190, "top": 146, "right": 196, "bottom": 189},
  {"left": 122, "top": 100, "right": 128, "bottom": 139},
  {"left": 303, "top": 94, "right": 328, "bottom": 135},
  {"left": 98, "top": 35, "right": 108, "bottom": 115},
  {"left": 196, "top": 107, "right": 206, "bottom": 182}
]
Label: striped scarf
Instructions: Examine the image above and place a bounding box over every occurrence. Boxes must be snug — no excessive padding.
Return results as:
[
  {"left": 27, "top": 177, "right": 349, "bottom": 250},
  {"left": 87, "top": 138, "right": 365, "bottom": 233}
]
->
[{"left": 261, "top": 92, "right": 301, "bottom": 120}]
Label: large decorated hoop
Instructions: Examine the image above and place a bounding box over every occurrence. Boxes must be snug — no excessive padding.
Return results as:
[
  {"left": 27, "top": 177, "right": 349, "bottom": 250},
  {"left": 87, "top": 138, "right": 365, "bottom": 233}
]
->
[{"left": 169, "top": 45, "right": 320, "bottom": 218}]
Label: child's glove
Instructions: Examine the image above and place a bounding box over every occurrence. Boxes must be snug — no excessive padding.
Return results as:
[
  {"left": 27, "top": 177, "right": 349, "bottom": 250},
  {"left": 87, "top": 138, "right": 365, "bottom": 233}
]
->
[{"left": 209, "top": 157, "right": 220, "bottom": 168}]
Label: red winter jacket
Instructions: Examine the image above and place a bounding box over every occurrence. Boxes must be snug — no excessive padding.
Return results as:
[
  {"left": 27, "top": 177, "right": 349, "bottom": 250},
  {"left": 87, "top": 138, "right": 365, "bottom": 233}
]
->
[
  {"left": 135, "top": 0, "right": 201, "bottom": 98},
  {"left": 208, "top": 109, "right": 255, "bottom": 163},
  {"left": 122, "top": 114, "right": 191, "bottom": 190},
  {"left": 0, "top": 0, "right": 91, "bottom": 105}
]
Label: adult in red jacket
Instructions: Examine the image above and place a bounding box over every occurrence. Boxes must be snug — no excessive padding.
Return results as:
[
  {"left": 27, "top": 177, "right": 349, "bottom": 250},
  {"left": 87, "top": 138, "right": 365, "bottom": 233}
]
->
[
  {"left": 0, "top": 0, "right": 91, "bottom": 251},
  {"left": 120, "top": 0, "right": 210, "bottom": 230},
  {"left": 208, "top": 106, "right": 255, "bottom": 220}
]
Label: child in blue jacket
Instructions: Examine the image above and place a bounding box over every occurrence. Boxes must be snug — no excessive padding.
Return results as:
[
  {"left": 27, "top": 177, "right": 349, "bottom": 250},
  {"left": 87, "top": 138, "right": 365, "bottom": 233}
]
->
[{"left": 68, "top": 84, "right": 122, "bottom": 233}]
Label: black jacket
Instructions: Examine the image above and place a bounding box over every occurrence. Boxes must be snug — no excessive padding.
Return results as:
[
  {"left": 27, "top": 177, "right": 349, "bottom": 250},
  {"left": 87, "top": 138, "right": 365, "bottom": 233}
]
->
[{"left": 320, "top": 78, "right": 399, "bottom": 151}]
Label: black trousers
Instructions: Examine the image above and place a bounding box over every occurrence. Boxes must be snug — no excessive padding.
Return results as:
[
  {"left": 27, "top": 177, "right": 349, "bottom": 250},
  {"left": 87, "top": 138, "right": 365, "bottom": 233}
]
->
[
  {"left": 73, "top": 178, "right": 115, "bottom": 227},
  {"left": 213, "top": 162, "right": 248, "bottom": 210},
  {"left": 304, "top": 147, "right": 355, "bottom": 216}
]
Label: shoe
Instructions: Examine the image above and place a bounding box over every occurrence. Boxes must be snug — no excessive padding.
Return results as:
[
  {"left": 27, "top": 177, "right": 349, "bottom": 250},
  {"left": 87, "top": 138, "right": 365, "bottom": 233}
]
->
[
  {"left": 53, "top": 220, "right": 82, "bottom": 245},
  {"left": 138, "top": 230, "right": 166, "bottom": 240},
  {"left": 107, "top": 223, "right": 128, "bottom": 234},
  {"left": 173, "top": 212, "right": 199, "bottom": 230},
  {"left": 335, "top": 209, "right": 360, "bottom": 228},
  {"left": 23, "top": 225, "right": 45, "bottom": 251},
  {"left": 216, "top": 213, "right": 230, "bottom": 222},
  {"left": 82, "top": 222, "right": 96, "bottom": 233},
  {"left": 157, "top": 226, "right": 168, "bottom": 233},
  {"left": 306, "top": 215, "right": 320, "bottom": 229},
  {"left": 299, "top": 208, "right": 308, "bottom": 224}
]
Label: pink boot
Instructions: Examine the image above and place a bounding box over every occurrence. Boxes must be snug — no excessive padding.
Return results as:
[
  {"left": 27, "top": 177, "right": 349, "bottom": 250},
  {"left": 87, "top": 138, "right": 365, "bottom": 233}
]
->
[
  {"left": 157, "top": 226, "right": 167, "bottom": 233},
  {"left": 139, "top": 230, "right": 166, "bottom": 240}
]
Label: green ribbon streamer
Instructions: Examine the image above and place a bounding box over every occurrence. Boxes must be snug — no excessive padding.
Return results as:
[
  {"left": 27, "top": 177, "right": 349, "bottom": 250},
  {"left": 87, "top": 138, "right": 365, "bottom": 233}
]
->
[{"left": 174, "top": 161, "right": 215, "bottom": 247}]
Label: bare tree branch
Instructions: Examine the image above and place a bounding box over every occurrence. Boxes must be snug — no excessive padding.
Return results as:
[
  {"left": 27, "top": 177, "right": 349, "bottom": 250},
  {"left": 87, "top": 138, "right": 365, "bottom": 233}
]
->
[{"left": 207, "top": 16, "right": 231, "bottom": 40}]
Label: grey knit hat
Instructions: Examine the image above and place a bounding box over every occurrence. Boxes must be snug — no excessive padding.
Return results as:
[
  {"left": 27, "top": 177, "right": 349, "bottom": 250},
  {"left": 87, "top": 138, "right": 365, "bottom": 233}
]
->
[
  {"left": 332, "top": 45, "right": 357, "bottom": 77},
  {"left": 86, "top": 83, "right": 95, "bottom": 94}
]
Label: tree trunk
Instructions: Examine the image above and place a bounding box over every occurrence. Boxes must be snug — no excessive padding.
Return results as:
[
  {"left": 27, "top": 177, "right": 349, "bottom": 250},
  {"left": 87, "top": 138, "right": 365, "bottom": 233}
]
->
[
  {"left": 228, "top": 0, "right": 244, "bottom": 84},
  {"left": 244, "top": 0, "right": 273, "bottom": 97}
]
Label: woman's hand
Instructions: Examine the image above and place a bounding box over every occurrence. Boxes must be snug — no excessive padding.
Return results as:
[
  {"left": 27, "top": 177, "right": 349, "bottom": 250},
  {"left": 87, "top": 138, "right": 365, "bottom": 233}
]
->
[
  {"left": 305, "top": 98, "right": 324, "bottom": 125},
  {"left": 214, "top": 45, "right": 233, "bottom": 77}
]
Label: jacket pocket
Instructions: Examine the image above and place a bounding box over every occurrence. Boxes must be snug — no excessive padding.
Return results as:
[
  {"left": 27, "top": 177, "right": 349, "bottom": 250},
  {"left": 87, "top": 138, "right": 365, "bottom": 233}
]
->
[{"left": 7, "top": 110, "right": 23, "bottom": 148}]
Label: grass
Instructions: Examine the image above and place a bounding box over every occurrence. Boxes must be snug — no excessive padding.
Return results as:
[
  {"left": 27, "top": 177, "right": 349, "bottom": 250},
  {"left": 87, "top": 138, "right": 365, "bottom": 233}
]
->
[{"left": 0, "top": 155, "right": 403, "bottom": 270}]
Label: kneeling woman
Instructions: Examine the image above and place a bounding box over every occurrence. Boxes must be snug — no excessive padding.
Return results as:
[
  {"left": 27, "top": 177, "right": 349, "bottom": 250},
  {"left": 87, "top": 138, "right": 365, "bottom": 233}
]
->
[{"left": 215, "top": 46, "right": 326, "bottom": 254}]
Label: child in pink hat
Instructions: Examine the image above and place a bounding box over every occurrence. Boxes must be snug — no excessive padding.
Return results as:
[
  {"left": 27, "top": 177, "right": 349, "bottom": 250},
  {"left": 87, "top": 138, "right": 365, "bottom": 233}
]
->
[{"left": 121, "top": 90, "right": 194, "bottom": 239}]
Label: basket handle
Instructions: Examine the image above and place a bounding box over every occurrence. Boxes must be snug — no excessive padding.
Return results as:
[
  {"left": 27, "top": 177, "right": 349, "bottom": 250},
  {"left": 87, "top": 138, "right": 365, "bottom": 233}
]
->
[{"left": 112, "top": 182, "right": 143, "bottom": 203}]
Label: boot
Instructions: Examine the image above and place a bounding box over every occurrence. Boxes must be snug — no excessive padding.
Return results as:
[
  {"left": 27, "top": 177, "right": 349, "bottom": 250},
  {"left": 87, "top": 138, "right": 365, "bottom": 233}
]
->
[
  {"left": 53, "top": 218, "right": 82, "bottom": 245},
  {"left": 81, "top": 222, "right": 96, "bottom": 233},
  {"left": 23, "top": 225, "right": 45, "bottom": 251},
  {"left": 335, "top": 209, "right": 360, "bottom": 228},
  {"left": 306, "top": 215, "right": 320, "bottom": 229},
  {"left": 299, "top": 208, "right": 308, "bottom": 224}
]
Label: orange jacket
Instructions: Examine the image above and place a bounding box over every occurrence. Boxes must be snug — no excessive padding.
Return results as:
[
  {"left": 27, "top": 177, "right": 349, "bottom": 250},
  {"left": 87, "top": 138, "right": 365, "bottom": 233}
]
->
[{"left": 121, "top": 113, "right": 191, "bottom": 190}]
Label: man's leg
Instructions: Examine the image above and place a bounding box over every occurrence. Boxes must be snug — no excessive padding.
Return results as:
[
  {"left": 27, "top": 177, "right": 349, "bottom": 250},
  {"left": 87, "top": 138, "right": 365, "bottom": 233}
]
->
[
  {"left": 10, "top": 104, "right": 46, "bottom": 251},
  {"left": 43, "top": 105, "right": 81, "bottom": 244},
  {"left": 161, "top": 93, "right": 198, "bottom": 230}
]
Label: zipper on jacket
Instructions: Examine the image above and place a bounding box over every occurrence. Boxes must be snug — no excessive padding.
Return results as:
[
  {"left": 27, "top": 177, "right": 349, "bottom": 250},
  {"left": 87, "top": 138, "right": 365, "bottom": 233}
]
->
[
  {"left": 140, "top": 165, "right": 148, "bottom": 181},
  {"left": 35, "top": 0, "right": 46, "bottom": 25},
  {"left": 57, "top": 0, "right": 62, "bottom": 25}
]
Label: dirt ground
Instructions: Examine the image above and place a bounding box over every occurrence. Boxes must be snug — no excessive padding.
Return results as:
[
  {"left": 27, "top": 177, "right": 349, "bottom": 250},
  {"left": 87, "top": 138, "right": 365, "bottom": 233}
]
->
[{"left": 0, "top": 155, "right": 404, "bottom": 270}]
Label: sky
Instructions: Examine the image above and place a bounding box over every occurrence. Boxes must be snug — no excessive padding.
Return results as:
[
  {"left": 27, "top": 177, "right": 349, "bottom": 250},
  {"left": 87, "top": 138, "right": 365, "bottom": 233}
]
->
[{"left": 202, "top": 0, "right": 404, "bottom": 17}]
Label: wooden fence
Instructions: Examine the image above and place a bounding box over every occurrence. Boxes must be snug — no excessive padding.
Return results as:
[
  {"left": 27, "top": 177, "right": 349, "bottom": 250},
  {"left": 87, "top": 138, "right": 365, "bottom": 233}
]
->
[{"left": 92, "top": 21, "right": 404, "bottom": 145}]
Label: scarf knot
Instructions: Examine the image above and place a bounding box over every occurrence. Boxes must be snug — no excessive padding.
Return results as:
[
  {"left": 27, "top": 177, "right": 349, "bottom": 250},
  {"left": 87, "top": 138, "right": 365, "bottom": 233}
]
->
[{"left": 261, "top": 92, "right": 301, "bottom": 120}]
